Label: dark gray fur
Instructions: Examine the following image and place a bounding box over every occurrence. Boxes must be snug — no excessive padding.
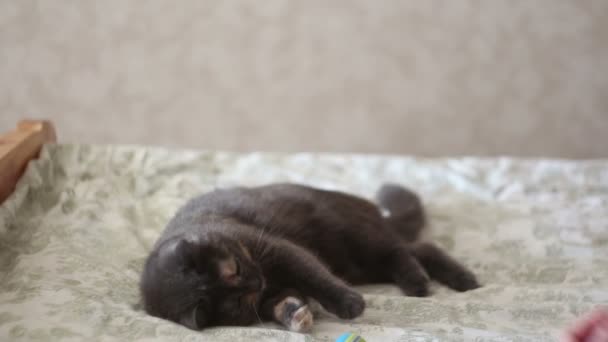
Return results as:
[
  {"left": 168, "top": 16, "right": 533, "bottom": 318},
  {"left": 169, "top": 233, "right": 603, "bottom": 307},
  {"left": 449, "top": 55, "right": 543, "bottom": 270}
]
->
[{"left": 140, "top": 183, "right": 480, "bottom": 330}]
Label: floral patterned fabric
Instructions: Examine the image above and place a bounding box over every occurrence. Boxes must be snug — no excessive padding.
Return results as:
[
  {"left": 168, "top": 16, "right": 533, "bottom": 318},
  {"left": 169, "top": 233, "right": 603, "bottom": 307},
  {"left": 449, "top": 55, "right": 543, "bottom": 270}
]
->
[{"left": 1, "top": 144, "right": 607, "bottom": 341}]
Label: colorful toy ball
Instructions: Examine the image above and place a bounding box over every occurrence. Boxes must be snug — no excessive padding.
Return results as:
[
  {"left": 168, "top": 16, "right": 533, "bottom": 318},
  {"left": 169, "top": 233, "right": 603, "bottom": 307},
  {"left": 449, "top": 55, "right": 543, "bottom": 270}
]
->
[{"left": 336, "top": 332, "right": 366, "bottom": 342}]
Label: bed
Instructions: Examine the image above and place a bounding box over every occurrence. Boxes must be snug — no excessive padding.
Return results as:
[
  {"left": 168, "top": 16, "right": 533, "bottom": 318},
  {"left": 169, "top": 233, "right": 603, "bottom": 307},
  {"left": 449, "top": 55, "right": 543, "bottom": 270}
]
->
[{"left": 1, "top": 121, "right": 606, "bottom": 341}]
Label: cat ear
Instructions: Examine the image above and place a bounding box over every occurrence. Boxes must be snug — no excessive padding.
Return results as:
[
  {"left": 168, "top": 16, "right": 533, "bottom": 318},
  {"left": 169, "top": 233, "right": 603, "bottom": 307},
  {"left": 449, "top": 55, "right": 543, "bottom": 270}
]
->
[
  {"left": 157, "top": 237, "right": 198, "bottom": 271},
  {"left": 179, "top": 303, "right": 209, "bottom": 330}
]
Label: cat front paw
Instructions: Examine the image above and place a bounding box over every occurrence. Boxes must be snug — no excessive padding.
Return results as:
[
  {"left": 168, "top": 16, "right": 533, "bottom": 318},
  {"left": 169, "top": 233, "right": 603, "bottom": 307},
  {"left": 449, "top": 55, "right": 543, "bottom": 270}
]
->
[
  {"left": 327, "top": 289, "right": 365, "bottom": 319},
  {"left": 289, "top": 305, "right": 314, "bottom": 332},
  {"left": 274, "top": 296, "right": 314, "bottom": 332}
]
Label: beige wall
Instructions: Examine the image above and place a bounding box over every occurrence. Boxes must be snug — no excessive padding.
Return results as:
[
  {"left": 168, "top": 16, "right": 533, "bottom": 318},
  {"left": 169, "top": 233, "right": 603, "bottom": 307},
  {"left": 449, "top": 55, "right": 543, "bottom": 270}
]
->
[{"left": 1, "top": 1, "right": 607, "bottom": 158}]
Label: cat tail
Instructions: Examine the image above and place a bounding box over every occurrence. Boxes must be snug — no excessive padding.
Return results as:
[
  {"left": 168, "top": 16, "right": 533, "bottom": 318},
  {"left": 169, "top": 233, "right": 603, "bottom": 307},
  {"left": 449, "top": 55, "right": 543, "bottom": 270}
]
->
[{"left": 376, "top": 184, "right": 426, "bottom": 242}]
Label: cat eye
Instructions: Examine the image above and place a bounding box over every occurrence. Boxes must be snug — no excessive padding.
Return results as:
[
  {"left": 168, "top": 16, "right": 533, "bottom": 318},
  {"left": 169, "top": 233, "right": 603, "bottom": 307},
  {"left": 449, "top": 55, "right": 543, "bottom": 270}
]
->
[{"left": 234, "top": 260, "right": 241, "bottom": 276}]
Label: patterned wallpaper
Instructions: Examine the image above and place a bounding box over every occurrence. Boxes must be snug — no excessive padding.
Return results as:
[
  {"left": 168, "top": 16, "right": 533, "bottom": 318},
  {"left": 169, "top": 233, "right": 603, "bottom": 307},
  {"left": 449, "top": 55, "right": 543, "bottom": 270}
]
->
[{"left": 1, "top": 1, "right": 607, "bottom": 157}]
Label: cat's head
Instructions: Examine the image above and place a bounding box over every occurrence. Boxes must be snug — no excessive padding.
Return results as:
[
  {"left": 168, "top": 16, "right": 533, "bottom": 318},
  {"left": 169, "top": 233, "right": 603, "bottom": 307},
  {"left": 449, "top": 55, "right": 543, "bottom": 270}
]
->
[{"left": 141, "top": 234, "right": 265, "bottom": 329}]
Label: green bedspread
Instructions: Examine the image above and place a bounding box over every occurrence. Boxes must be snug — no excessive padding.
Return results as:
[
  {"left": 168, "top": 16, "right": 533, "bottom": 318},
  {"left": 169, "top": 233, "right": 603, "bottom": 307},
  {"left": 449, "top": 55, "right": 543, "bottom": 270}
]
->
[{"left": 1, "top": 144, "right": 607, "bottom": 341}]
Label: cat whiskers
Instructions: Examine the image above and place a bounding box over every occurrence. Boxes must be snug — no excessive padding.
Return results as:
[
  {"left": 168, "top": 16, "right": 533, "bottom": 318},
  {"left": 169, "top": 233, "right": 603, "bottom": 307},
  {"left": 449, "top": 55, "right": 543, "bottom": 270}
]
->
[
  {"left": 256, "top": 243, "right": 271, "bottom": 262},
  {"left": 253, "top": 204, "right": 282, "bottom": 257},
  {"left": 253, "top": 225, "right": 267, "bottom": 257},
  {"left": 251, "top": 302, "right": 265, "bottom": 327}
]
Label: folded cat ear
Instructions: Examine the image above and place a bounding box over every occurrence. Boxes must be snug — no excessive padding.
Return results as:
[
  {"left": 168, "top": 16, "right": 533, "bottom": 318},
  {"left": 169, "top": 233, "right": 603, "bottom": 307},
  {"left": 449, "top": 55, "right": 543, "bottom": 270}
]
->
[
  {"left": 157, "top": 237, "right": 198, "bottom": 271},
  {"left": 179, "top": 303, "right": 209, "bottom": 330}
]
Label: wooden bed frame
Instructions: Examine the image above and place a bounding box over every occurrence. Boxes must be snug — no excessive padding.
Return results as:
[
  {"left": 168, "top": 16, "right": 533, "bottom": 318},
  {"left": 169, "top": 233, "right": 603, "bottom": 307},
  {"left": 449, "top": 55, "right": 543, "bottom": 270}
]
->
[{"left": 0, "top": 120, "right": 56, "bottom": 203}]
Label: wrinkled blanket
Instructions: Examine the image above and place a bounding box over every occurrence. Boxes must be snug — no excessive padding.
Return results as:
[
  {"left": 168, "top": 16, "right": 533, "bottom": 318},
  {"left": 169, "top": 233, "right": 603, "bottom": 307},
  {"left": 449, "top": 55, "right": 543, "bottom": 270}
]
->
[{"left": 1, "top": 144, "right": 607, "bottom": 341}]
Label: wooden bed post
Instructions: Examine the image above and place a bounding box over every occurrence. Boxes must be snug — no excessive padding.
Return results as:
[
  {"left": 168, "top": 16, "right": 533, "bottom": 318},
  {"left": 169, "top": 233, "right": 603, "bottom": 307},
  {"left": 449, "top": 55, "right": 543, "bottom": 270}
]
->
[{"left": 0, "top": 120, "right": 57, "bottom": 203}]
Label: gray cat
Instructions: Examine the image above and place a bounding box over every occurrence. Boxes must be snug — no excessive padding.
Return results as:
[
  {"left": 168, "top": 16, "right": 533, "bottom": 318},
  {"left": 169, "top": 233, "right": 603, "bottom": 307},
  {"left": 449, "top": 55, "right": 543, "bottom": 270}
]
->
[{"left": 140, "top": 183, "right": 479, "bottom": 332}]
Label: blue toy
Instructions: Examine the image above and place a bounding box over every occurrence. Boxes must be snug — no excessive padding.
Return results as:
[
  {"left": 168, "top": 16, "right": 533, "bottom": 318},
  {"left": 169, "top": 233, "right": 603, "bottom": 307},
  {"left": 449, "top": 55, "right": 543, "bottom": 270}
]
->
[{"left": 336, "top": 332, "right": 366, "bottom": 342}]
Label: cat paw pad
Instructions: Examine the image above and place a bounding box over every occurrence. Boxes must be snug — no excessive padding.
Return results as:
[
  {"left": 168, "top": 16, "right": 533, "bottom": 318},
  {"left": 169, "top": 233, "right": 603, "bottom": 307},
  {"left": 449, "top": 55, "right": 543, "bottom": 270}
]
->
[{"left": 289, "top": 305, "right": 313, "bottom": 332}]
